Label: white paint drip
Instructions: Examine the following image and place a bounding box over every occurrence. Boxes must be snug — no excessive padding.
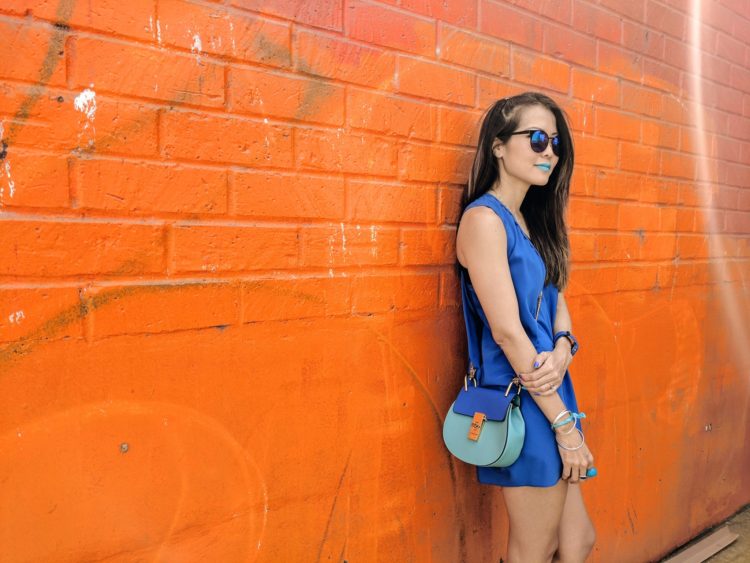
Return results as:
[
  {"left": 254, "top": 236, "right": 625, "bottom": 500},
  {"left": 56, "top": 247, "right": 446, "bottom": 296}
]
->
[
  {"left": 229, "top": 21, "right": 237, "bottom": 54},
  {"left": 190, "top": 31, "right": 203, "bottom": 63},
  {"left": 370, "top": 225, "right": 378, "bottom": 257},
  {"left": 8, "top": 310, "right": 25, "bottom": 324},
  {"left": 4, "top": 162, "right": 14, "bottom": 198},
  {"left": 156, "top": 19, "right": 162, "bottom": 46},
  {"left": 340, "top": 222, "right": 347, "bottom": 255},
  {"left": 74, "top": 87, "right": 97, "bottom": 147}
]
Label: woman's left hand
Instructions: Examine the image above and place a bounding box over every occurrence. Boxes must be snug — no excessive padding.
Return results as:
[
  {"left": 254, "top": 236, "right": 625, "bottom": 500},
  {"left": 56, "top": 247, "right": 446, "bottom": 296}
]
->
[{"left": 518, "top": 347, "right": 571, "bottom": 395}]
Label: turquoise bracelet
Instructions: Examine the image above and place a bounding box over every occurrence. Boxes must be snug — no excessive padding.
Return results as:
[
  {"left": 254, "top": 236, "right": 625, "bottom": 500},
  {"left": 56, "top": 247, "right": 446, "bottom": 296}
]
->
[{"left": 551, "top": 411, "right": 586, "bottom": 429}]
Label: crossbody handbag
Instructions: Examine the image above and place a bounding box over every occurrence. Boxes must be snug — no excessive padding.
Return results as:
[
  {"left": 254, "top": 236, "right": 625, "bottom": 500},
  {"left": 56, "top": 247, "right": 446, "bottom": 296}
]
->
[{"left": 442, "top": 270, "right": 525, "bottom": 467}]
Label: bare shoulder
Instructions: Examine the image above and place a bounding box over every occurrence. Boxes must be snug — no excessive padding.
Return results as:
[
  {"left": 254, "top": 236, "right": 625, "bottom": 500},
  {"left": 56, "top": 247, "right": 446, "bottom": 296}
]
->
[{"left": 456, "top": 205, "right": 507, "bottom": 267}]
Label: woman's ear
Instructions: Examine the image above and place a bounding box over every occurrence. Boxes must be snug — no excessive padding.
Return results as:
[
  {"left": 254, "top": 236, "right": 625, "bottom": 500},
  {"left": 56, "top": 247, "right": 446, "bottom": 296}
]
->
[{"left": 492, "top": 138, "right": 504, "bottom": 159}]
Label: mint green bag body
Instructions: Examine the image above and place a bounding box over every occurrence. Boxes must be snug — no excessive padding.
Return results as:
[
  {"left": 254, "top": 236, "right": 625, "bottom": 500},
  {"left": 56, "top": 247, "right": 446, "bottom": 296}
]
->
[{"left": 442, "top": 270, "right": 526, "bottom": 467}]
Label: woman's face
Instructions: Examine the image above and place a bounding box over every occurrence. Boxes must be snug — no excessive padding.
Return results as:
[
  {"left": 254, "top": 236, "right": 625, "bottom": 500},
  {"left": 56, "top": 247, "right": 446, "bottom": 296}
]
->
[{"left": 495, "top": 104, "right": 560, "bottom": 188}]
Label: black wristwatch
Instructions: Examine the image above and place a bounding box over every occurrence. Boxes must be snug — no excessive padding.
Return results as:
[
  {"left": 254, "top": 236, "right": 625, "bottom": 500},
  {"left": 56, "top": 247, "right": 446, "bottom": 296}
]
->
[{"left": 553, "top": 331, "right": 578, "bottom": 356}]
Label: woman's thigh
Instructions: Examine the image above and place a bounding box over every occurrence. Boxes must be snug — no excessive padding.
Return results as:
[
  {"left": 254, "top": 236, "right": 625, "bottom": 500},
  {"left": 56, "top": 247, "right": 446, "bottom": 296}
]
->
[
  {"left": 502, "top": 480, "right": 569, "bottom": 562},
  {"left": 555, "top": 483, "right": 595, "bottom": 562}
]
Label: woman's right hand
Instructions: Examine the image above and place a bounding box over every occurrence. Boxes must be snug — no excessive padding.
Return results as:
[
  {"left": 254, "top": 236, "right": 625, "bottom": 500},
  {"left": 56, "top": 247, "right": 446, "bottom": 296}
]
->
[{"left": 555, "top": 428, "right": 594, "bottom": 483}]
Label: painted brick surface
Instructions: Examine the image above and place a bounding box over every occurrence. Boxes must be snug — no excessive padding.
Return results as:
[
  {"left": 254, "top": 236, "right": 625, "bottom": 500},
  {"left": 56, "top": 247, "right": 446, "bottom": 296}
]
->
[{"left": 0, "top": 1, "right": 749, "bottom": 562}]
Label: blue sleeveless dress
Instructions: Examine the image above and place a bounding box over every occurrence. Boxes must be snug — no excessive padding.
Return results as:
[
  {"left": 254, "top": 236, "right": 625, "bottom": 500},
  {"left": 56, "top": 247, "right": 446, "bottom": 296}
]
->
[{"left": 462, "top": 193, "right": 581, "bottom": 488}]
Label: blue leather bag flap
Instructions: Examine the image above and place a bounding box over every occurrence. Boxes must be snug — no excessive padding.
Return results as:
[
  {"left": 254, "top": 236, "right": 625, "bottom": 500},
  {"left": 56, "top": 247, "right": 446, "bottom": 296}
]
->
[{"left": 452, "top": 385, "right": 515, "bottom": 421}]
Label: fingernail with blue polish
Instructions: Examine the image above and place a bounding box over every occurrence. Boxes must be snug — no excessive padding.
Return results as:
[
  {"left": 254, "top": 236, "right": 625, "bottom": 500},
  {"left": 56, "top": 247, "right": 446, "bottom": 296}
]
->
[{"left": 533, "top": 361, "right": 540, "bottom": 368}]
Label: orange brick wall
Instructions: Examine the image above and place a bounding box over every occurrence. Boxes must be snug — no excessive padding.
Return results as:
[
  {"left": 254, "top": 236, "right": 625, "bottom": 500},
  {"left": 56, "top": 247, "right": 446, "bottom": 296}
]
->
[{"left": 1, "top": 1, "right": 749, "bottom": 561}]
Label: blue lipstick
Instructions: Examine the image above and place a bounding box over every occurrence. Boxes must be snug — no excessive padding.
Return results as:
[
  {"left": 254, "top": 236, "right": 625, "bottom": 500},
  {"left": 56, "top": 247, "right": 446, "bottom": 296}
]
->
[{"left": 535, "top": 163, "right": 551, "bottom": 172}]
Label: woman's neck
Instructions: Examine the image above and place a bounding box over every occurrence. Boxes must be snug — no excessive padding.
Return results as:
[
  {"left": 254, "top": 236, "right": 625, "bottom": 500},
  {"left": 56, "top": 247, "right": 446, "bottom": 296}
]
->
[{"left": 488, "top": 182, "right": 529, "bottom": 216}]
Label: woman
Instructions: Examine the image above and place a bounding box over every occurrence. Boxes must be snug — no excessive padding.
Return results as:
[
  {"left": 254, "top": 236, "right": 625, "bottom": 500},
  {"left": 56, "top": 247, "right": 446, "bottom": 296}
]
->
[{"left": 455, "top": 92, "right": 596, "bottom": 562}]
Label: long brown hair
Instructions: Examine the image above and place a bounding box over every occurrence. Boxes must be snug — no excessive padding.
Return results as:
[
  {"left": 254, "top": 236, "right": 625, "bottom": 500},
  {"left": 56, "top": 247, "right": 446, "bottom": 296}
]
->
[{"left": 462, "top": 92, "right": 574, "bottom": 289}]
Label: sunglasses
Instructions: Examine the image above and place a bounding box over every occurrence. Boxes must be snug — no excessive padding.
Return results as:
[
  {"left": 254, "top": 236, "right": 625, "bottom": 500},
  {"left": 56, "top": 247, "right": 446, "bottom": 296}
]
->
[{"left": 509, "top": 129, "right": 561, "bottom": 156}]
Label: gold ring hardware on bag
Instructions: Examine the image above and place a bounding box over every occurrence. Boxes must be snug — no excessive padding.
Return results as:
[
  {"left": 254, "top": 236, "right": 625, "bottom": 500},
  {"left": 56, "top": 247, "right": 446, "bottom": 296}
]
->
[
  {"left": 464, "top": 364, "right": 478, "bottom": 391},
  {"left": 504, "top": 377, "right": 522, "bottom": 397}
]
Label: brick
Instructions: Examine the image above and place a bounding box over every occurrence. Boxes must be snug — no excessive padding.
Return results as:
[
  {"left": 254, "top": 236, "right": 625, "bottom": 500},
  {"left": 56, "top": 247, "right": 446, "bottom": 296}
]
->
[
  {"left": 171, "top": 225, "right": 298, "bottom": 273},
  {"left": 0, "top": 219, "right": 164, "bottom": 276},
  {"left": 8, "top": 0, "right": 155, "bottom": 42},
  {"left": 0, "top": 83, "right": 159, "bottom": 157},
  {"left": 0, "top": 19, "right": 67, "bottom": 87},
  {"left": 567, "top": 265, "right": 618, "bottom": 296},
  {"left": 594, "top": 170, "right": 641, "bottom": 201},
  {"left": 295, "top": 129, "right": 397, "bottom": 176},
  {"left": 242, "top": 277, "right": 351, "bottom": 321},
  {"left": 439, "top": 106, "right": 482, "bottom": 146},
  {"left": 661, "top": 151, "right": 697, "bottom": 180},
  {"left": 511, "top": 50, "right": 570, "bottom": 93},
  {"left": 401, "top": 0, "right": 477, "bottom": 27},
  {"left": 571, "top": 69, "right": 619, "bottom": 106},
  {"left": 621, "top": 83, "right": 663, "bottom": 118},
  {"left": 662, "top": 36, "right": 690, "bottom": 72},
  {"left": 640, "top": 233, "right": 676, "bottom": 260},
  {"left": 616, "top": 264, "right": 658, "bottom": 291},
  {"left": 347, "top": 181, "right": 436, "bottom": 224},
  {"left": 725, "top": 163, "right": 750, "bottom": 188},
  {"left": 347, "top": 2, "right": 435, "bottom": 57},
  {"left": 661, "top": 93, "right": 688, "bottom": 125},
  {"left": 76, "top": 159, "right": 227, "bottom": 215},
  {"left": 477, "top": 77, "right": 523, "bottom": 109},
  {"left": 593, "top": 233, "right": 642, "bottom": 261},
  {"left": 562, "top": 100, "right": 594, "bottom": 134},
  {"left": 646, "top": 1, "right": 685, "bottom": 39},
  {"left": 505, "top": 0, "right": 572, "bottom": 25},
  {"left": 229, "top": 67, "right": 344, "bottom": 126},
  {"left": 232, "top": 170, "right": 343, "bottom": 220},
  {"left": 574, "top": 135, "right": 618, "bottom": 168},
  {"left": 351, "top": 273, "right": 438, "bottom": 313},
  {"left": 738, "top": 190, "right": 750, "bottom": 212},
  {"left": 639, "top": 177, "right": 679, "bottom": 204},
  {"left": 439, "top": 187, "right": 463, "bottom": 225},
  {"left": 568, "top": 198, "right": 619, "bottom": 229},
  {"left": 439, "top": 270, "right": 460, "bottom": 309},
  {"left": 677, "top": 235, "right": 708, "bottom": 259},
  {"left": 715, "top": 187, "right": 739, "bottom": 210},
  {"left": 480, "top": 1, "right": 543, "bottom": 50},
  {"left": 88, "top": 282, "right": 239, "bottom": 337},
  {"left": 675, "top": 207, "right": 695, "bottom": 231},
  {"left": 618, "top": 203, "right": 661, "bottom": 231},
  {"left": 542, "top": 24, "right": 597, "bottom": 69},
  {"left": 70, "top": 38, "right": 224, "bottom": 108},
  {"left": 594, "top": 108, "right": 640, "bottom": 142},
  {"left": 299, "top": 225, "right": 399, "bottom": 268},
  {"left": 622, "top": 21, "right": 665, "bottom": 59},
  {"left": 159, "top": 0, "right": 291, "bottom": 67},
  {"left": 161, "top": 110, "right": 292, "bottom": 167},
  {"left": 598, "top": 0, "right": 644, "bottom": 21},
  {"left": 0, "top": 151, "right": 68, "bottom": 209},
  {"left": 439, "top": 25, "right": 510, "bottom": 76},
  {"left": 701, "top": 53, "right": 733, "bottom": 88},
  {"left": 571, "top": 2, "right": 622, "bottom": 43},
  {"left": 569, "top": 232, "right": 596, "bottom": 262},
  {"left": 642, "top": 120, "right": 680, "bottom": 150},
  {"left": 0, "top": 287, "right": 82, "bottom": 343},
  {"left": 641, "top": 59, "right": 680, "bottom": 94},
  {"left": 400, "top": 228, "right": 456, "bottom": 265},
  {"left": 347, "top": 89, "right": 433, "bottom": 140},
  {"left": 294, "top": 30, "right": 395, "bottom": 89},
  {"left": 571, "top": 166, "right": 598, "bottom": 197},
  {"left": 727, "top": 116, "right": 750, "bottom": 141},
  {"left": 597, "top": 43, "right": 642, "bottom": 83},
  {"left": 620, "top": 142, "right": 661, "bottom": 174},
  {"left": 398, "top": 57, "right": 476, "bottom": 106},
  {"left": 699, "top": 0, "right": 734, "bottom": 35},
  {"left": 398, "top": 143, "right": 473, "bottom": 183},
  {"left": 716, "top": 33, "right": 746, "bottom": 64},
  {"left": 230, "top": 0, "right": 343, "bottom": 31}
]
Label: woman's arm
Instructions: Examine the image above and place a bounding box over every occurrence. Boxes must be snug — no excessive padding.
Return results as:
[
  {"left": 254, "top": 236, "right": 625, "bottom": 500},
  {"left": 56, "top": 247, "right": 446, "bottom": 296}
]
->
[{"left": 457, "top": 207, "right": 593, "bottom": 481}]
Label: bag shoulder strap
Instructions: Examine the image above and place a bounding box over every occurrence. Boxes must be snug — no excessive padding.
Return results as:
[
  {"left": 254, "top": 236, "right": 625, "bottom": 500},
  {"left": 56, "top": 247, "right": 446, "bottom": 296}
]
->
[{"left": 459, "top": 268, "right": 483, "bottom": 380}]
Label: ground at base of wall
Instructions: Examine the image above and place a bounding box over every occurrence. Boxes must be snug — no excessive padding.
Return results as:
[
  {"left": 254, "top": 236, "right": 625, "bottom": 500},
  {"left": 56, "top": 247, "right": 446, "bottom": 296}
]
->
[{"left": 660, "top": 505, "right": 750, "bottom": 562}]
